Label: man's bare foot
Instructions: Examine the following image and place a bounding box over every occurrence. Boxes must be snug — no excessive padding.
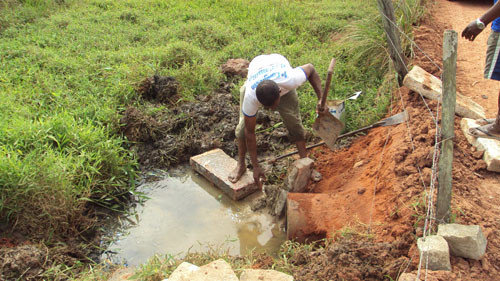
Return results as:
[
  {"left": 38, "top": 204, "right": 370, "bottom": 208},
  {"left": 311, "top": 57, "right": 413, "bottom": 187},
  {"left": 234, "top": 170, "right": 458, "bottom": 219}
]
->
[
  {"left": 228, "top": 164, "right": 246, "bottom": 183},
  {"left": 490, "top": 122, "right": 500, "bottom": 134}
]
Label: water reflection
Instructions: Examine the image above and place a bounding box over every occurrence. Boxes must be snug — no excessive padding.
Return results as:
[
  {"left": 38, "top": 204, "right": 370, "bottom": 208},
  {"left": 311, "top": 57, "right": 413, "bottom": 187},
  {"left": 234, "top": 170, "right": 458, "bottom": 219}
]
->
[{"left": 103, "top": 167, "right": 285, "bottom": 266}]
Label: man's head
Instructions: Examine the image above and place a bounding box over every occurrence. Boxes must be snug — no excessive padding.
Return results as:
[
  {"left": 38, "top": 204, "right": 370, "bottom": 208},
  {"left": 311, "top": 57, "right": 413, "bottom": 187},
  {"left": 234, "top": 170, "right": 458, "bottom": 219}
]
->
[{"left": 256, "top": 80, "right": 280, "bottom": 110}]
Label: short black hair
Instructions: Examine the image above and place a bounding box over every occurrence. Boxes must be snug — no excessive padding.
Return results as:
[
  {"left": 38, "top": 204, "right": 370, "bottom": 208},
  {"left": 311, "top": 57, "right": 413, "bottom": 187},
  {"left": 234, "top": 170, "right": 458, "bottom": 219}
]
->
[{"left": 256, "top": 80, "right": 280, "bottom": 106}]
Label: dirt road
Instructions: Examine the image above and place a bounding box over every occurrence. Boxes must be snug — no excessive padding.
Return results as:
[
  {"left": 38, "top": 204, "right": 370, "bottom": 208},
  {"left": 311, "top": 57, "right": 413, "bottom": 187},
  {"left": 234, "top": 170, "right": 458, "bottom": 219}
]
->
[{"left": 435, "top": 0, "right": 498, "bottom": 116}]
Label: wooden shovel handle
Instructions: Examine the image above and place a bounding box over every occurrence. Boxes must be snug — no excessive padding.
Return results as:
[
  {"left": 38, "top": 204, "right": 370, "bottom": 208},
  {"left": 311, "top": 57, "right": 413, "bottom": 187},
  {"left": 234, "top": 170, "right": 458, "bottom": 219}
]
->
[{"left": 320, "top": 58, "right": 336, "bottom": 110}]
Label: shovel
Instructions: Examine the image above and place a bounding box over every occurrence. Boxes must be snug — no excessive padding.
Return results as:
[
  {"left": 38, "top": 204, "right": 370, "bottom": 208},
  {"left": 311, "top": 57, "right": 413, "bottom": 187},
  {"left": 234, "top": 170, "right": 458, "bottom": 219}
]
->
[
  {"left": 312, "top": 58, "right": 344, "bottom": 150},
  {"left": 263, "top": 110, "right": 408, "bottom": 163}
]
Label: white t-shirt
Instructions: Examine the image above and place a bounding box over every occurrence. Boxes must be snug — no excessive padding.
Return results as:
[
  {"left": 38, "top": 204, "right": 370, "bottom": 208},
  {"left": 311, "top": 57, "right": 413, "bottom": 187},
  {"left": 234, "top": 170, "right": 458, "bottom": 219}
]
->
[{"left": 242, "top": 54, "right": 307, "bottom": 117}]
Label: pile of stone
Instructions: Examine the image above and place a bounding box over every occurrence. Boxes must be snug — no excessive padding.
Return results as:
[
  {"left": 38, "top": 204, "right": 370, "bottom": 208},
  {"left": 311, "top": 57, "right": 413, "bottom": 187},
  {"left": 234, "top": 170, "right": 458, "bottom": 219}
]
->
[
  {"left": 412, "top": 224, "right": 487, "bottom": 273},
  {"left": 162, "top": 259, "right": 293, "bottom": 281},
  {"left": 404, "top": 65, "right": 500, "bottom": 173}
]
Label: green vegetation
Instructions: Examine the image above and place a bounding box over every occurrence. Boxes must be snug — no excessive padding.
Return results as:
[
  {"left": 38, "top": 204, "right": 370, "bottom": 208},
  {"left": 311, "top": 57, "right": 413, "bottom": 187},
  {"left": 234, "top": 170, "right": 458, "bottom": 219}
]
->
[
  {"left": 1, "top": 0, "right": 137, "bottom": 239},
  {"left": 0, "top": 0, "right": 430, "bottom": 279},
  {"left": 79, "top": 240, "right": 324, "bottom": 281},
  {"left": 0, "top": 0, "right": 376, "bottom": 235}
]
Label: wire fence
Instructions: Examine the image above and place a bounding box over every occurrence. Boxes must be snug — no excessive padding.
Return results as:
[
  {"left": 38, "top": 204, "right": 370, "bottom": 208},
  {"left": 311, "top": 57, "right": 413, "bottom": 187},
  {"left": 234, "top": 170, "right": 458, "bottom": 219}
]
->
[{"left": 368, "top": 1, "right": 449, "bottom": 280}]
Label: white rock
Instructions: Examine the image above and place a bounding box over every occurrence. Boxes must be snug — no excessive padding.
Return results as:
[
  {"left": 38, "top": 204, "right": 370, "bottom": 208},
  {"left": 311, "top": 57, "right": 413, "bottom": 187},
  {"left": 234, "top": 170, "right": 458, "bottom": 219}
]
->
[
  {"left": 437, "top": 224, "right": 487, "bottom": 260},
  {"left": 353, "top": 160, "right": 364, "bottom": 169},
  {"left": 240, "top": 269, "right": 294, "bottom": 281},
  {"left": 167, "top": 262, "right": 200, "bottom": 281},
  {"left": 310, "top": 169, "right": 322, "bottom": 182},
  {"left": 403, "top": 65, "right": 485, "bottom": 119},
  {"left": 271, "top": 189, "right": 288, "bottom": 217},
  {"left": 417, "top": 235, "right": 451, "bottom": 271},
  {"left": 398, "top": 273, "right": 417, "bottom": 281},
  {"left": 286, "top": 157, "right": 314, "bottom": 193},
  {"left": 187, "top": 259, "right": 238, "bottom": 281},
  {"left": 460, "top": 118, "right": 500, "bottom": 172}
]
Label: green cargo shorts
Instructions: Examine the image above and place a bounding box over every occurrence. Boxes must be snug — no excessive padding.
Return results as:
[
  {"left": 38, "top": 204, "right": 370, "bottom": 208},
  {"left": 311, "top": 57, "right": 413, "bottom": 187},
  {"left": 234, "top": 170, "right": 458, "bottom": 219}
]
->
[
  {"left": 485, "top": 30, "right": 500, "bottom": 80},
  {"left": 235, "top": 86, "right": 305, "bottom": 143}
]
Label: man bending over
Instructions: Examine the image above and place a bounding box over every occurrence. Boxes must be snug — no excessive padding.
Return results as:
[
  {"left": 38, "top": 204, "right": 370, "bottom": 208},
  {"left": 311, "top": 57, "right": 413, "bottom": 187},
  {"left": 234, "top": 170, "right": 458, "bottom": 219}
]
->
[{"left": 228, "top": 54, "right": 324, "bottom": 188}]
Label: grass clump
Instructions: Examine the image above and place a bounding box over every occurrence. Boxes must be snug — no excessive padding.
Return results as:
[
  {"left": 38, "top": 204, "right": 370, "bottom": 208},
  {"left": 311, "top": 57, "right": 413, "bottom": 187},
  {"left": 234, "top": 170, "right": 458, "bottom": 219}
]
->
[
  {"left": 0, "top": 111, "right": 136, "bottom": 237},
  {"left": 161, "top": 41, "right": 203, "bottom": 69},
  {"left": 0, "top": 0, "right": 67, "bottom": 32},
  {"left": 173, "top": 19, "right": 240, "bottom": 51}
]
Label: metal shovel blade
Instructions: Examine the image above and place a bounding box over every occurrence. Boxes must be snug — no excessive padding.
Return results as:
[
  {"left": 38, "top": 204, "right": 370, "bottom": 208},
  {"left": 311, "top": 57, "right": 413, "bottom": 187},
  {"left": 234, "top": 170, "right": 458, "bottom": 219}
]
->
[
  {"left": 312, "top": 112, "right": 344, "bottom": 150},
  {"left": 376, "top": 110, "right": 408, "bottom": 127}
]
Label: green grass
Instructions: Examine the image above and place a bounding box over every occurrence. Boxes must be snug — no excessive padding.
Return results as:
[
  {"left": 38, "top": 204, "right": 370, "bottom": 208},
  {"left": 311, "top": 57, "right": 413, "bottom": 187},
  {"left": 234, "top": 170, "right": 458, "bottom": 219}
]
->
[
  {"left": 0, "top": 0, "right": 383, "bottom": 234},
  {"left": 0, "top": 0, "right": 429, "bottom": 278},
  {"left": 78, "top": 241, "right": 312, "bottom": 281}
]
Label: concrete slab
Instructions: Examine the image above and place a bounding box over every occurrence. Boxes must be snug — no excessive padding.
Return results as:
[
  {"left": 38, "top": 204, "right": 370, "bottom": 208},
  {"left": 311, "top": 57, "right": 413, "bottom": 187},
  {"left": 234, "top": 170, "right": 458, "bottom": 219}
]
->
[
  {"left": 460, "top": 118, "right": 500, "bottom": 172},
  {"left": 403, "top": 65, "right": 486, "bottom": 119},
  {"left": 190, "top": 149, "right": 258, "bottom": 200}
]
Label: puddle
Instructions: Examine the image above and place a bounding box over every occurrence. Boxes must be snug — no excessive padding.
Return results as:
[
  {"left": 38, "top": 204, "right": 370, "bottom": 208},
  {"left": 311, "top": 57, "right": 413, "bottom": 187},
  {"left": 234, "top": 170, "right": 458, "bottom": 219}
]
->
[{"left": 102, "top": 167, "right": 285, "bottom": 266}]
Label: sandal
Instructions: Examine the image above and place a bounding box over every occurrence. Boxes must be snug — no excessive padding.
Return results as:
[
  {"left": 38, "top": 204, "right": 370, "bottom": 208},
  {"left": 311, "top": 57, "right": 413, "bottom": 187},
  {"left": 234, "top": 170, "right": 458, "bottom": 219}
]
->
[{"left": 467, "top": 125, "right": 500, "bottom": 141}]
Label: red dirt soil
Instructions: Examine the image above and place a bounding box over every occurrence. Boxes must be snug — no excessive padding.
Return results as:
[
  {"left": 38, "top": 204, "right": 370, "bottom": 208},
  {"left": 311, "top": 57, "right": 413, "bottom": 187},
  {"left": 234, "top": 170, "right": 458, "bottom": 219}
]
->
[{"left": 290, "top": 0, "right": 500, "bottom": 280}]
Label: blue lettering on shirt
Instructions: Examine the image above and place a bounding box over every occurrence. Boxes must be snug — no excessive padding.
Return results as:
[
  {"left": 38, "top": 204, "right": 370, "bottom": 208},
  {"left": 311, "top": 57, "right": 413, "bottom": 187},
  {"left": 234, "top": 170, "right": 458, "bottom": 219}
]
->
[
  {"left": 250, "top": 70, "right": 288, "bottom": 89},
  {"left": 248, "top": 63, "right": 288, "bottom": 84}
]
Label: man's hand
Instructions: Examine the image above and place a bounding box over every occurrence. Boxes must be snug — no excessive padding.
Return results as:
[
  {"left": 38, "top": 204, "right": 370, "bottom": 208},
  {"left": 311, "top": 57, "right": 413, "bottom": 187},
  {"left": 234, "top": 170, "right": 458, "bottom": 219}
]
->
[
  {"left": 316, "top": 100, "right": 329, "bottom": 115},
  {"left": 462, "top": 20, "right": 483, "bottom": 41},
  {"left": 252, "top": 165, "right": 266, "bottom": 190}
]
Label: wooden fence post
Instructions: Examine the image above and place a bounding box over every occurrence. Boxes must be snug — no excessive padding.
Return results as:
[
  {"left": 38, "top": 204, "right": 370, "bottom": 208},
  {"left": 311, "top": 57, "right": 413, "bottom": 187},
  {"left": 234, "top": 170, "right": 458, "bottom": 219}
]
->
[
  {"left": 377, "top": 0, "right": 408, "bottom": 85},
  {"left": 437, "top": 30, "right": 457, "bottom": 223}
]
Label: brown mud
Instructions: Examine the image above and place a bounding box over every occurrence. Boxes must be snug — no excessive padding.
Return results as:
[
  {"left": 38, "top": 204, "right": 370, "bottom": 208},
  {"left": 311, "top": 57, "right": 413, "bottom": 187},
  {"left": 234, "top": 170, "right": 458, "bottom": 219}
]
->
[
  {"left": 138, "top": 75, "right": 180, "bottom": 104},
  {"left": 121, "top": 74, "right": 310, "bottom": 170},
  {"left": 285, "top": 234, "right": 410, "bottom": 281},
  {"left": 0, "top": 238, "right": 91, "bottom": 280}
]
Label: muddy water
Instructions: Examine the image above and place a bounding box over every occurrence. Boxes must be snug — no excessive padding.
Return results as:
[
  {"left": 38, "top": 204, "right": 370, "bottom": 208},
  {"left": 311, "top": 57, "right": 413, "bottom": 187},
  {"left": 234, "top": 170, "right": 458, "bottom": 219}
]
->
[{"left": 103, "top": 167, "right": 285, "bottom": 266}]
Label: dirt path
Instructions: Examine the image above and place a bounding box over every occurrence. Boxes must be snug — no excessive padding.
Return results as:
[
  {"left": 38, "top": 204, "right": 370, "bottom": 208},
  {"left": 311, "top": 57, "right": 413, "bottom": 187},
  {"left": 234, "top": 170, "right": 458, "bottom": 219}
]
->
[
  {"left": 436, "top": 0, "right": 498, "bottom": 116},
  {"left": 286, "top": 1, "right": 500, "bottom": 280}
]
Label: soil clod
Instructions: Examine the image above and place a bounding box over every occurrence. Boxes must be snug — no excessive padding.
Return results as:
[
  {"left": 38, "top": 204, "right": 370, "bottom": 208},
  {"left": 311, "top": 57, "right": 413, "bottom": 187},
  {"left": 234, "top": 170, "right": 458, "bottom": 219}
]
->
[
  {"left": 221, "top": 58, "right": 250, "bottom": 78},
  {"left": 138, "top": 75, "right": 180, "bottom": 104}
]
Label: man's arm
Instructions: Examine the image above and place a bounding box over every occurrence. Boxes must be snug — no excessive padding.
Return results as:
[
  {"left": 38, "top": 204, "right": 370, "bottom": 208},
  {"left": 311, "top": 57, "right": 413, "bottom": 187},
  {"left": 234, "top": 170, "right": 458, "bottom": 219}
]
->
[
  {"left": 463, "top": 2, "right": 500, "bottom": 41},
  {"left": 299, "top": 63, "right": 328, "bottom": 113},
  {"left": 299, "top": 63, "right": 322, "bottom": 99},
  {"left": 244, "top": 115, "right": 265, "bottom": 189}
]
